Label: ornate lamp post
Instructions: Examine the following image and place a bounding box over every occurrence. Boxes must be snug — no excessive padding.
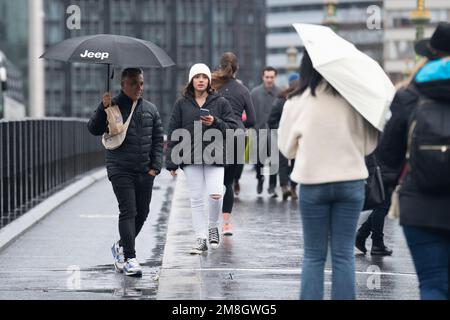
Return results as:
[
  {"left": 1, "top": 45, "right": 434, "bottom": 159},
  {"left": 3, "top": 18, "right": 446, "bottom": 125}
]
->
[
  {"left": 410, "top": 0, "right": 431, "bottom": 41},
  {"left": 286, "top": 46, "right": 299, "bottom": 73},
  {"left": 323, "top": 0, "right": 339, "bottom": 32}
]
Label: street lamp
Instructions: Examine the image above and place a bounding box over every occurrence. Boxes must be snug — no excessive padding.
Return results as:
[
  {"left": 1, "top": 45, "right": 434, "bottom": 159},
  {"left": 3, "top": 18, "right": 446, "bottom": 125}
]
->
[
  {"left": 410, "top": 0, "right": 431, "bottom": 41},
  {"left": 286, "top": 46, "right": 298, "bottom": 73},
  {"left": 323, "top": 0, "right": 339, "bottom": 32}
]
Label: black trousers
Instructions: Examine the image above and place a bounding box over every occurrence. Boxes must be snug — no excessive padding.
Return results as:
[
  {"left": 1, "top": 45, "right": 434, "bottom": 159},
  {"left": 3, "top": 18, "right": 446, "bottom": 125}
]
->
[
  {"left": 223, "top": 164, "right": 239, "bottom": 213},
  {"left": 111, "top": 172, "right": 155, "bottom": 260},
  {"left": 255, "top": 130, "right": 277, "bottom": 189},
  {"left": 255, "top": 163, "right": 277, "bottom": 189},
  {"left": 358, "top": 182, "right": 394, "bottom": 246},
  {"left": 223, "top": 136, "right": 245, "bottom": 214},
  {"left": 235, "top": 164, "right": 244, "bottom": 181},
  {"left": 278, "top": 152, "right": 297, "bottom": 188}
]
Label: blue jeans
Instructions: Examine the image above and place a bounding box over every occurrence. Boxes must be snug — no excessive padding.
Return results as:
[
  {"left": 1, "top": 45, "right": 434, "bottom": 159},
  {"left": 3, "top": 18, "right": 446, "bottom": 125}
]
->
[
  {"left": 299, "top": 180, "right": 365, "bottom": 300},
  {"left": 403, "top": 225, "right": 450, "bottom": 300}
]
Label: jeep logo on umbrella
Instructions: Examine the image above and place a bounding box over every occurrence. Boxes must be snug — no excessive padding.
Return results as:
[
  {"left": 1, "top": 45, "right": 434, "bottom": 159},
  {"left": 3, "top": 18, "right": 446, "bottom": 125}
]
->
[{"left": 80, "top": 50, "right": 109, "bottom": 60}]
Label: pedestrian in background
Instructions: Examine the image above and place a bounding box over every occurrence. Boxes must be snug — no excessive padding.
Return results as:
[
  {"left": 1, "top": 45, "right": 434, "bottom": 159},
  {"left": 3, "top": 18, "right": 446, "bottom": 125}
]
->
[
  {"left": 268, "top": 72, "right": 300, "bottom": 201},
  {"left": 377, "top": 22, "right": 450, "bottom": 300},
  {"left": 251, "top": 67, "right": 281, "bottom": 197},
  {"left": 278, "top": 51, "right": 378, "bottom": 299},
  {"left": 166, "top": 63, "right": 237, "bottom": 254},
  {"left": 355, "top": 57, "right": 429, "bottom": 257},
  {"left": 87, "top": 68, "right": 164, "bottom": 277},
  {"left": 212, "top": 52, "right": 256, "bottom": 236}
]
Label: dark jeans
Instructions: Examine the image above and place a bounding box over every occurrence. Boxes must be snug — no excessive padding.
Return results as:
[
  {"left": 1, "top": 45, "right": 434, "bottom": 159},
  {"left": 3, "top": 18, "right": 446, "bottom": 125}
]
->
[
  {"left": 279, "top": 152, "right": 297, "bottom": 188},
  {"left": 299, "top": 180, "right": 365, "bottom": 300},
  {"left": 358, "top": 183, "right": 393, "bottom": 246},
  {"left": 403, "top": 225, "right": 450, "bottom": 300},
  {"left": 110, "top": 172, "right": 155, "bottom": 260}
]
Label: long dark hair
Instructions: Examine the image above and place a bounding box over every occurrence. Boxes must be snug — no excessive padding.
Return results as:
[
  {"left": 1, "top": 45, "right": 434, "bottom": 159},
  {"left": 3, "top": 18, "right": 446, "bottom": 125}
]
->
[
  {"left": 182, "top": 78, "right": 212, "bottom": 97},
  {"left": 211, "top": 52, "right": 238, "bottom": 91},
  {"left": 288, "top": 50, "right": 338, "bottom": 98}
]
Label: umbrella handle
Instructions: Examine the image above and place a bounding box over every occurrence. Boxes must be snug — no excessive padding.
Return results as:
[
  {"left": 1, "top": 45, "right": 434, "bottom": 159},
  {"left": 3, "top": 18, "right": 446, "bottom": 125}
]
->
[{"left": 107, "top": 64, "right": 110, "bottom": 93}]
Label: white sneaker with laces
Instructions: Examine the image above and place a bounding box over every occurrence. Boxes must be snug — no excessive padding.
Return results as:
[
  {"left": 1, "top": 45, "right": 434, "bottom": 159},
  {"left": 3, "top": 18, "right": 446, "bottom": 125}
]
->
[
  {"left": 123, "top": 258, "right": 142, "bottom": 277},
  {"left": 111, "top": 241, "right": 125, "bottom": 273},
  {"left": 209, "top": 228, "right": 220, "bottom": 249},
  {"left": 190, "top": 238, "right": 208, "bottom": 254}
]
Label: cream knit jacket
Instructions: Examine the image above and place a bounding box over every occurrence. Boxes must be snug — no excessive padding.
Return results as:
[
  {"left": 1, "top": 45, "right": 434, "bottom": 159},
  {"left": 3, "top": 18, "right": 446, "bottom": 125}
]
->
[{"left": 278, "top": 85, "right": 379, "bottom": 185}]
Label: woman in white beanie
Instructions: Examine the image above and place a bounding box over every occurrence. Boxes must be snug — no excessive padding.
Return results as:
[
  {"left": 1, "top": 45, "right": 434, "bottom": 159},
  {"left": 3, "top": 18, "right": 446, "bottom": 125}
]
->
[{"left": 166, "top": 63, "right": 238, "bottom": 254}]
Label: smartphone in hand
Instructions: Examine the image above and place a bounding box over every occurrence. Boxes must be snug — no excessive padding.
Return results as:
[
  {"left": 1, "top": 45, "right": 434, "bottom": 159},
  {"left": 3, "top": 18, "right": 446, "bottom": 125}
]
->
[{"left": 200, "top": 108, "right": 210, "bottom": 117}]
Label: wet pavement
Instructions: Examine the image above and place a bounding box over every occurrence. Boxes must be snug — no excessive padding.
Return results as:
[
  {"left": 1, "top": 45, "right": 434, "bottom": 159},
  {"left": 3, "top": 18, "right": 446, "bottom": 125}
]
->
[
  {"left": 0, "top": 170, "right": 174, "bottom": 300},
  {"left": 157, "top": 167, "right": 420, "bottom": 300},
  {"left": 0, "top": 167, "right": 420, "bottom": 300}
]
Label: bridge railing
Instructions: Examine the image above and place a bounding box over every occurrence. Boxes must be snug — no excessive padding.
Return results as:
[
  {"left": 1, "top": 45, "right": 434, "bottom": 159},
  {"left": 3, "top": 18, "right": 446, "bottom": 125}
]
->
[{"left": 0, "top": 118, "right": 104, "bottom": 229}]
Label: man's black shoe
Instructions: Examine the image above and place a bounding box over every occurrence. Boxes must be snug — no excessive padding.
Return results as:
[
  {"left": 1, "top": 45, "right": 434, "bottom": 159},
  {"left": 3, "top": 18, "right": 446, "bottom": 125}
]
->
[
  {"left": 371, "top": 245, "right": 393, "bottom": 256},
  {"left": 355, "top": 233, "right": 367, "bottom": 254},
  {"left": 268, "top": 188, "right": 278, "bottom": 198},
  {"left": 257, "top": 177, "right": 264, "bottom": 194}
]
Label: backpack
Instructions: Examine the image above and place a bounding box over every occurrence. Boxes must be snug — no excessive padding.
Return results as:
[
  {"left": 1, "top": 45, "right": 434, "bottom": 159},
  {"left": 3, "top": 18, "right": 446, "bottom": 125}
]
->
[{"left": 407, "top": 90, "right": 450, "bottom": 193}]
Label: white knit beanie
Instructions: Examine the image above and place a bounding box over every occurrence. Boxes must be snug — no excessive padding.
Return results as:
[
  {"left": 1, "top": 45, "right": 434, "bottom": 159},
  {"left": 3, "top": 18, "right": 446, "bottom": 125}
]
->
[{"left": 188, "top": 63, "right": 212, "bottom": 83}]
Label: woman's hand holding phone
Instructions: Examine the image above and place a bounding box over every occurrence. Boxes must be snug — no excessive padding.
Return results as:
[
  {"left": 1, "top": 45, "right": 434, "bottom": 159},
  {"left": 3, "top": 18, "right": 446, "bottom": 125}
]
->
[{"left": 200, "top": 109, "right": 214, "bottom": 126}]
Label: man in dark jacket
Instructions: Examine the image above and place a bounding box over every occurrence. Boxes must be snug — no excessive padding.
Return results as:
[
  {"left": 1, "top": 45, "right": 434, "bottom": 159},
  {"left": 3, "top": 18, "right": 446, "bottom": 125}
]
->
[
  {"left": 267, "top": 73, "right": 299, "bottom": 201},
  {"left": 87, "top": 68, "right": 164, "bottom": 277},
  {"left": 251, "top": 67, "right": 282, "bottom": 197}
]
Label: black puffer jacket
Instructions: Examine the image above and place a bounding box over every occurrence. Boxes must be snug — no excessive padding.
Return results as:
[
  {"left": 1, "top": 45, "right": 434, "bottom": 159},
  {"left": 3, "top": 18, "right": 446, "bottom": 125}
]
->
[
  {"left": 378, "top": 67, "right": 450, "bottom": 232},
  {"left": 87, "top": 91, "right": 164, "bottom": 179},
  {"left": 268, "top": 97, "right": 286, "bottom": 129},
  {"left": 165, "top": 92, "right": 238, "bottom": 170}
]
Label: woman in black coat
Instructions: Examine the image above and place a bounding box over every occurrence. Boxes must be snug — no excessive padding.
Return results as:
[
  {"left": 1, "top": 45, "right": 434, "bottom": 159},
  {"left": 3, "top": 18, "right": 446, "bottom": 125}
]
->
[
  {"left": 211, "top": 52, "right": 256, "bottom": 236},
  {"left": 377, "top": 27, "right": 450, "bottom": 299},
  {"left": 166, "top": 63, "right": 238, "bottom": 254}
]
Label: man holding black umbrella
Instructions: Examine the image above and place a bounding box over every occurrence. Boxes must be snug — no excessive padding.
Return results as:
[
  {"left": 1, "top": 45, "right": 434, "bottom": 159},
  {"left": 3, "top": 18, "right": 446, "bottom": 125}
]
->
[{"left": 87, "top": 68, "right": 164, "bottom": 277}]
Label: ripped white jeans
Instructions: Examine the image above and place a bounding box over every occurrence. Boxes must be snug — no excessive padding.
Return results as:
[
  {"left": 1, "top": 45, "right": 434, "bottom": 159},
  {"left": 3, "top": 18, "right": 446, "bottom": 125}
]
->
[{"left": 183, "top": 165, "right": 225, "bottom": 239}]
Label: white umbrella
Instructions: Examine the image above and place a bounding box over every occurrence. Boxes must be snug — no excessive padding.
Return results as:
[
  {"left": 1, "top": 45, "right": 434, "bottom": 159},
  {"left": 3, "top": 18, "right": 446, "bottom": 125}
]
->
[{"left": 293, "top": 23, "right": 395, "bottom": 131}]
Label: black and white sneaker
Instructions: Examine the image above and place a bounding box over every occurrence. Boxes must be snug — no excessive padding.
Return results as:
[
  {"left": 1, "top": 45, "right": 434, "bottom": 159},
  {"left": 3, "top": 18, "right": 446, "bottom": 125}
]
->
[
  {"left": 190, "top": 238, "right": 208, "bottom": 254},
  {"left": 209, "top": 227, "right": 220, "bottom": 249}
]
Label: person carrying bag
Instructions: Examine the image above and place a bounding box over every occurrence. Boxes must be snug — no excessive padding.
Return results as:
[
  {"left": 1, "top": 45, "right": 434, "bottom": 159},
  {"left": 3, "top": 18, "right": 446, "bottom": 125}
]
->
[
  {"left": 87, "top": 68, "right": 164, "bottom": 277},
  {"left": 102, "top": 100, "right": 137, "bottom": 150}
]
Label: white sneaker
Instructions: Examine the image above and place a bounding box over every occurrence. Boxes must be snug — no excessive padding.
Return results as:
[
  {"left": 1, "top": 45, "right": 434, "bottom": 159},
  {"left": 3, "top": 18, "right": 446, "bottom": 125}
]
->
[
  {"left": 111, "top": 241, "right": 124, "bottom": 273},
  {"left": 123, "top": 258, "right": 142, "bottom": 277},
  {"left": 208, "top": 228, "right": 220, "bottom": 249},
  {"left": 190, "top": 238, "right": 208, "bottom": 254}
]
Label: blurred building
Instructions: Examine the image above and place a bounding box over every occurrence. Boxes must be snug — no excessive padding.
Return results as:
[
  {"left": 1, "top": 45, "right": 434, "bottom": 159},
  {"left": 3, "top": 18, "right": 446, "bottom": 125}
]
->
[
  {"left": 0, "top": 0, "right": 28, "bottom": 114},
  {"left": 0, "top": 51, "right": 26, "bottom": 119},
  {"left": 0, "top": 0, "right": 266, "bottom": 129},
  {"left": 383, "top": 0, "right": 450, "bottom": 83},
  {"left": 49, "top": 0, "right": 266, "bottom": 129},
  {"left": 266, "top": 0, "right": 383, "bottom": 87}
]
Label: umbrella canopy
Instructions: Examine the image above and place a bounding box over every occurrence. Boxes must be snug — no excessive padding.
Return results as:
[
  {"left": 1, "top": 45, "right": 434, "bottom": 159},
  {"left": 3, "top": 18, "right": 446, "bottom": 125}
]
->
[
  {"left": 40, "top": 34, "right": 175, "bottom": 90},
  {"left": 293, "top": 23, "right": 395, "bottom": 131}
]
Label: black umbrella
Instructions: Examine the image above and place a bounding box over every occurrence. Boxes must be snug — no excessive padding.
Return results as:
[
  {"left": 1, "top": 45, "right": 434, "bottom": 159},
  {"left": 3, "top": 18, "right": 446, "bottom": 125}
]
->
[{"left": 40, "top": 34, "right": 175, "bottom": 91}]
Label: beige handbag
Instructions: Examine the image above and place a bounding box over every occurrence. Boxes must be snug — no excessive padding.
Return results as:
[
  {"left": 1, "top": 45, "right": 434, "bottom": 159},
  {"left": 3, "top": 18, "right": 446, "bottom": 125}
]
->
[
  {"left": 102, "top": 100, "right": 137, "bottom": 150},
  {"left": 104, "top": 105, "right": 124, "bottom": 135},
  {"left": 387, "top": 185, "right": 401, "bottom": 219}
]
